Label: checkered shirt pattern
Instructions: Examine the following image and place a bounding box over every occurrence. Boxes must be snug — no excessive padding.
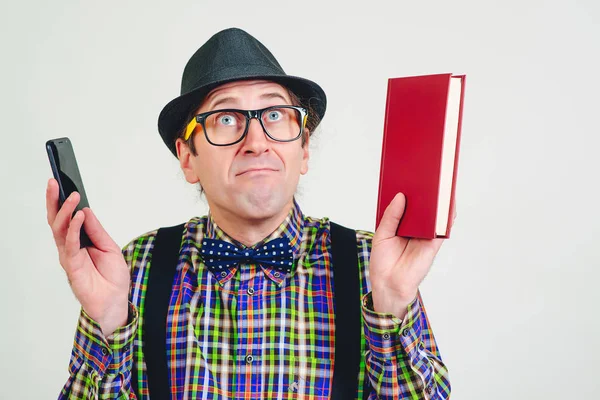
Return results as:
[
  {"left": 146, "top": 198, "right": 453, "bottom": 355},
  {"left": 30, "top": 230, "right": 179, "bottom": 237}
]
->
[{"left": 59, "top": 201, "right": 450, "bottom": 399}]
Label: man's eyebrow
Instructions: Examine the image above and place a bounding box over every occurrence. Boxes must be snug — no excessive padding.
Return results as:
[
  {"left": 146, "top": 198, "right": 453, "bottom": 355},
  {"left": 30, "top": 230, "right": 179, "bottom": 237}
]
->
[
  {"left": 209, "top": 96, "right": 236, "bottom": 110},
  {"left": 259, "top": 92, "right": 290, "bottom": 103}
]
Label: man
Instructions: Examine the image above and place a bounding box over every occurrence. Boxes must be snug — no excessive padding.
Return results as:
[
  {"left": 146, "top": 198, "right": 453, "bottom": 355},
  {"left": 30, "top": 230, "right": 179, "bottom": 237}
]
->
[{"left": 48, "top": 28, "right": 452, "bottom": 399}]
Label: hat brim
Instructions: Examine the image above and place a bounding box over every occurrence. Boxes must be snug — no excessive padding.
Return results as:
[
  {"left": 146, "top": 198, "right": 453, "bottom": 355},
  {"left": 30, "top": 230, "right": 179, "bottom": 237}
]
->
[{"left": 158, "top": 74, "right": 327, "bottom": 157}]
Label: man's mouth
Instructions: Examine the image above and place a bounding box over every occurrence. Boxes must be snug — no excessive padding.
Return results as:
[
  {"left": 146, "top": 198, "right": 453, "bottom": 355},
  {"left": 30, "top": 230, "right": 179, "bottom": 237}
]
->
[{"left": 236, "top": 168, "right": 277, "bottom": 176}]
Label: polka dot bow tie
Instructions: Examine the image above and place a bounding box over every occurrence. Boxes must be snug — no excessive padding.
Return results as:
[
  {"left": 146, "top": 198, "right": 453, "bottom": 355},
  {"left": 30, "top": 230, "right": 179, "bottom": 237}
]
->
[{"left": 200, "top": 237, "right": 295, "bottom": 275}]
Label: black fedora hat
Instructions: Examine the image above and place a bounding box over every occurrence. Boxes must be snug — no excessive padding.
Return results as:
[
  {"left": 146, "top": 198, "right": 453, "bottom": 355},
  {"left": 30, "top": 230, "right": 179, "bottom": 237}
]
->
[{"left": 157, "top": 27, "right": 327, "bottom": 157}]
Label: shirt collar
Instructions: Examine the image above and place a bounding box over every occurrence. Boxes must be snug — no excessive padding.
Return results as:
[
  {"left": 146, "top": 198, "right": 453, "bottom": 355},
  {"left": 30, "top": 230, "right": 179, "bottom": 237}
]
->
[{"left": 202, "top": 199, "right": 305, "bottom": 286}]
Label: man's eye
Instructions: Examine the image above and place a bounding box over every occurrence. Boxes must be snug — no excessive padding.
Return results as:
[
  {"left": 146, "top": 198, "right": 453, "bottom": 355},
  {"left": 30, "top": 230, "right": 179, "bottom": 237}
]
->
[
  {"left": 218, "top": 114, "right": 237, "bottom": 125},
  {"left": 267, "top": 111, "right": 282, "bottom": 121}
]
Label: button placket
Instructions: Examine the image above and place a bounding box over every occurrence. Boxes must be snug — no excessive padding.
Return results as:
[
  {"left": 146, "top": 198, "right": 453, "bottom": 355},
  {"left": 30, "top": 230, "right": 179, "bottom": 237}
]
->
[{"left": 235, "top": 276, "right": 262, "bottom": 379}]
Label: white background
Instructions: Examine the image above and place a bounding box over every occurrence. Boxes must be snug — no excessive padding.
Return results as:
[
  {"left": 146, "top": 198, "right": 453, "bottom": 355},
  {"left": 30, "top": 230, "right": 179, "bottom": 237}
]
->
[{"left": 1, "top": 0, "right": 599, "bottom": 398}]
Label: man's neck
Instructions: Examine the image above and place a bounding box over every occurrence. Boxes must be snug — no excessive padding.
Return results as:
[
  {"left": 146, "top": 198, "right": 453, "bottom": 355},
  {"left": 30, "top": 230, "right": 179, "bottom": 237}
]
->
[{"left": 209, "top": 201, "right": 294, "bottom": 247}]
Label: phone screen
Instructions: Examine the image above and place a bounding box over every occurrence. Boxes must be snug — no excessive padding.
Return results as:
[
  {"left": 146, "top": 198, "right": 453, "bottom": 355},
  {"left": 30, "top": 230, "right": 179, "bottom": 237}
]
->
[{"left": 46, "top": 137, "right": 93, "bottom": 247}]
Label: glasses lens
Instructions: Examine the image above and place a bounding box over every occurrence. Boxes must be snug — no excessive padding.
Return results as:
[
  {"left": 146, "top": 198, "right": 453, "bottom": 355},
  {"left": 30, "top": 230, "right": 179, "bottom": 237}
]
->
[
  {"left": 261, "top": 107, "right": 302, "bottom": 141},
  {"left": 204, "top": 111, "right": 247, "bottom": 145}
]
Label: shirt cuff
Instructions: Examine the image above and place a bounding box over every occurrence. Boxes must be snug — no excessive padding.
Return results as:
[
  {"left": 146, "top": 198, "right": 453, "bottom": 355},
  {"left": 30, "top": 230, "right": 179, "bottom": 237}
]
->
[
  {"left": 71, "top": 302, "right": 139, "bottom": 377},
  {"left": 361, "top": 291, "right": 423, "bottom": 360}
]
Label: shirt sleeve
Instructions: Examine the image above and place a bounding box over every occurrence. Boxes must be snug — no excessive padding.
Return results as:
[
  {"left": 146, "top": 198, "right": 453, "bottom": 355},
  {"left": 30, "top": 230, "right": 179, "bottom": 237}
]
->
[
  {"left": 361, "top": 290, "right": 451, "bottom": 400},
  {"left": 58, "top": 302, "right": 139, "bottom": 400}
]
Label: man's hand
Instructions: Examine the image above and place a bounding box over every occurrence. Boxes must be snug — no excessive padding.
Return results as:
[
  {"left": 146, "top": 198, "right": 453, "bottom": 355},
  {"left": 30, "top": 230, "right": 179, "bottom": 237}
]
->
[
  {"left": 369, "top": 193, "right": 457, "bottom": 319},
  {"left": 46, "top": 178, "right": 131, "bottom": 336}
]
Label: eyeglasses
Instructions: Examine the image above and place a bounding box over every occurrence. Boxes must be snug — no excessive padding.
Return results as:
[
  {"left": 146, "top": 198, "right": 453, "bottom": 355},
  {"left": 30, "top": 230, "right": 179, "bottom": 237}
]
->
[{"left": 184, "top": 105, "right": 308, "bottom": 146}]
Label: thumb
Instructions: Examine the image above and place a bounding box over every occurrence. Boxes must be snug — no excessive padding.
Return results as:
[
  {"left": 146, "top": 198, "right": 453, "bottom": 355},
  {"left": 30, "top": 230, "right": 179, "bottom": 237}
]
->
[
  {"left": 375, "top": 192, "right": 407, "bottom": 241},
  {"left": 81, "top": 207, "right": 118, "bottom": 251}
]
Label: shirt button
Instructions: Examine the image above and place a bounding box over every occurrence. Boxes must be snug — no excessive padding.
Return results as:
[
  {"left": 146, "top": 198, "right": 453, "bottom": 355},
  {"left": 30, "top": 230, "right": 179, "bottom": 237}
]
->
[
  {"left": 247, "top": 287, "right": 255, "bottom": 295},
  {"left": 402, "top": 329, "right": 411, "bottom": 337},
  {"left": 274, "top": 272, "right": 281, "bottom": 278},
  {"left": 245, "top": 354, "right": 254, "bottom": 364},
  {"left": 383, "top": 333, "right": 390, "bottom": 340},
  {"left": 220, "top": 271, "right": 227, "bottom": 277},
  {"left": 101, "top": 347, "right": 108, "bottom": 356},
  {"left": 289, "top": 381, "right": 298, "bottom": 392},
  {"left": 123, "top": 344, "right": 130, "bottom": 352}
]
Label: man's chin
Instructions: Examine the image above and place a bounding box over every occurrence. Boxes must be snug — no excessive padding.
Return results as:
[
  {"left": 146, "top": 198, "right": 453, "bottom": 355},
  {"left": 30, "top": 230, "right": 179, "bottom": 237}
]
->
[{"left": 234, "top": 189, "right": 290, "bottom": 218}]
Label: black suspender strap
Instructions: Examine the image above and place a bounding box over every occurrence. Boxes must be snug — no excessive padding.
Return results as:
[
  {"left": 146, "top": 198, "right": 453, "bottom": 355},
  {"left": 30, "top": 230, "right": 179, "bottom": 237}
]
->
[
  {"left": 133, "top": 223, "right": 185, "bottom": 399},
  {"left": 330, "top": 222, "right": 366, "bottom": 400}
]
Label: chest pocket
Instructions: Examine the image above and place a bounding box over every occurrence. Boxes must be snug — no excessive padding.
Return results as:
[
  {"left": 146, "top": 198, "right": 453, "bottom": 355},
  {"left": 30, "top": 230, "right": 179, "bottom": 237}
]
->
[{"left": 288, "top": 356, "right": 332, "bottom": 399}]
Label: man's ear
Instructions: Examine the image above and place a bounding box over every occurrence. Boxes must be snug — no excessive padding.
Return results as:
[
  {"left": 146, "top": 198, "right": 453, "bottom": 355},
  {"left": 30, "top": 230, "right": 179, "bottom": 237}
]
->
[
  {"left": 300, "top": 128, "right": 310, "bottom": 175},
  {"left": 176, "top": 138, "right": 200, "bottom": 184}
]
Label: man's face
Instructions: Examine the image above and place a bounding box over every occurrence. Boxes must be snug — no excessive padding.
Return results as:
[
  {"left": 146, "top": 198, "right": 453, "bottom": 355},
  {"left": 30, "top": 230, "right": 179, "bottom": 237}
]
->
[{"left": 176, "top": 80, "right": 310, "bottom": 222}]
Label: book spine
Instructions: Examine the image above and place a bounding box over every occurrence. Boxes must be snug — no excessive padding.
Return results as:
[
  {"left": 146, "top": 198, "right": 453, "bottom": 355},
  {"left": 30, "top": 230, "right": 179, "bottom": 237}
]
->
[{"left": 376, "top": 78, "right": 395, "bottom": 230}]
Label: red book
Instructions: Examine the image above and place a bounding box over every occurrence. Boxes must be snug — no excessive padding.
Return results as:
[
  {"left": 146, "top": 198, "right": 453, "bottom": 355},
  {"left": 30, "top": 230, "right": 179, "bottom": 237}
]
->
[{"left": 376, "top": 73, "right": 466, "bottom": 239}]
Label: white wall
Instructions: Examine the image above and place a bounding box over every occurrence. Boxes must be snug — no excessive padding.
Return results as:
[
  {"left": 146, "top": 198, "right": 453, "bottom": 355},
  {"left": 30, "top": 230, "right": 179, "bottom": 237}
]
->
[{"left": 1, "top": 0, "right": 599, "bottom": 398}]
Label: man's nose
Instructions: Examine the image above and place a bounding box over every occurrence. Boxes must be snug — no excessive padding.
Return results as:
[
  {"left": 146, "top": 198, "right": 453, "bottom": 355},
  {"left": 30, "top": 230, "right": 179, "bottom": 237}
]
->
[{"left": 241, "top": 117, "right": 269, "bottom": 154}]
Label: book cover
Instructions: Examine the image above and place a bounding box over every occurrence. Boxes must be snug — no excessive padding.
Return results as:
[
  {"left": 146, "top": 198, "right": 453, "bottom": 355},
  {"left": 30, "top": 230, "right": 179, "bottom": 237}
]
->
[{"left": 376, "top": 73, "right": 466, "bottom": 239}]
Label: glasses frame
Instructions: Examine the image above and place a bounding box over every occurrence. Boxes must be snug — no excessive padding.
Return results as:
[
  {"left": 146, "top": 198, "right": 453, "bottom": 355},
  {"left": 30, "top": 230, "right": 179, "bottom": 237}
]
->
[{"left": 184, "top": 105, "right": 308, "bottom": 146}]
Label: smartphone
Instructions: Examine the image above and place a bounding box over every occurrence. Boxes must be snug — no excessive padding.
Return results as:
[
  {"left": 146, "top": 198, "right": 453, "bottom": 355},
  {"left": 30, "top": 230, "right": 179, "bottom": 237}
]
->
[{"left": 46, "top": 137, "right": 93, "bottom": 248}]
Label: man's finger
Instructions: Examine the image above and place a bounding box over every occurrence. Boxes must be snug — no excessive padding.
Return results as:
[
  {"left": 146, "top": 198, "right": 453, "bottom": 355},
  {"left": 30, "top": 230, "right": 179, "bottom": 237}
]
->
[
  {"left": 46, "top": 178, "right": 59, "bottom": 226},
  {"left": 81, "top": 208, "right": 116, "bottom": 251},
  {"left": 375, "top": 192, "right": 407, "bottom": 240},
  {"left": 64, "top": 210, "right": 84, "bottom": 260},
  {"left": 51, "top": 192, "right": 80, "bottom": 248}
]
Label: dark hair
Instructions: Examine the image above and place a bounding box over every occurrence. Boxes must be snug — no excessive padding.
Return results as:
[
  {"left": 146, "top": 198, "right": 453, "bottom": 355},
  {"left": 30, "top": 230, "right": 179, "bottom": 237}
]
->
[{"left": 176, "top": 86, "right": 321, "bottom": 157}]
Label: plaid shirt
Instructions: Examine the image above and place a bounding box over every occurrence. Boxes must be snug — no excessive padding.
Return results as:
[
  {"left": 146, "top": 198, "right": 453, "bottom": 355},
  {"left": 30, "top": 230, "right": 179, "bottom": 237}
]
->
[{"left": 59, "top": 201, "right": 450, "bottom": 399}]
